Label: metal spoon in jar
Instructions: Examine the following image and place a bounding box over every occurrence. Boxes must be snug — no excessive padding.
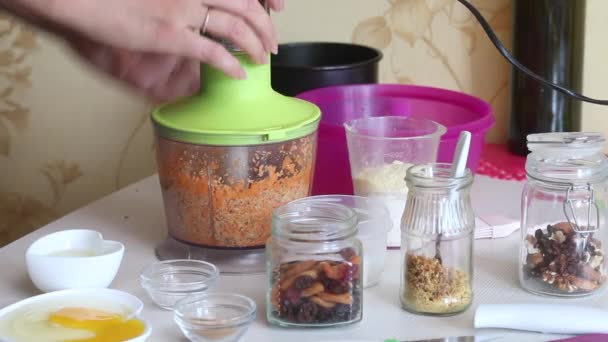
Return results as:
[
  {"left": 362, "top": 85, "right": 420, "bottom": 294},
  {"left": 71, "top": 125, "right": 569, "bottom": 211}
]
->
[{"left": 435, "top": 131, "right": 472, "bottom": 264}]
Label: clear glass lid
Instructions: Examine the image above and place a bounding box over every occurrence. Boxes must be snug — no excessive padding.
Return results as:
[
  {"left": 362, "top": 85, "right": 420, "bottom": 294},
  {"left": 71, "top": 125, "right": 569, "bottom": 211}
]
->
[{"left": 526, "top": 132, "right": 608, "bottom": 184}]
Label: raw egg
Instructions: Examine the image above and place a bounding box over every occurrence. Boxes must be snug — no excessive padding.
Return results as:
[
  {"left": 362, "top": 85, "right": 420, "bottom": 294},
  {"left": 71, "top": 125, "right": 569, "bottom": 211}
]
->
[
  {"left": 0, "top": 304, "right": 145, "bottom": 342},
  {"left": 49, "top": 307, "right": 145, "bottom": 342}
]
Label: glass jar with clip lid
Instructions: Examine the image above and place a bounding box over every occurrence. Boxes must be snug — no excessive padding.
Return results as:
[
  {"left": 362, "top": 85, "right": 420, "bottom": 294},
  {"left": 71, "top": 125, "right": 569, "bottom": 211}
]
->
[{"left": 520, "top": 132, "right": 608, "bottom": 297}]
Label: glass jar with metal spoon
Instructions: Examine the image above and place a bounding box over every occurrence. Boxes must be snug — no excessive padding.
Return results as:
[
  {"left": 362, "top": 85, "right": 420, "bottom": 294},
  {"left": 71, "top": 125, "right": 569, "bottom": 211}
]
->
[{"left": 400, "top": 132, "right": 475, "bottom": 316}]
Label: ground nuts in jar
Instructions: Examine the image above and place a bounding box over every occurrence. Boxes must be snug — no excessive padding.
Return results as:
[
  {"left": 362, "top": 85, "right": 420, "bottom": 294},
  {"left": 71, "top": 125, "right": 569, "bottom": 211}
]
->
[
  {"left": 522, "top": 222, "right": 606, "bottom": 294},
  {"left": 403, "top": 253, "right": 472, "bottom": 314}
]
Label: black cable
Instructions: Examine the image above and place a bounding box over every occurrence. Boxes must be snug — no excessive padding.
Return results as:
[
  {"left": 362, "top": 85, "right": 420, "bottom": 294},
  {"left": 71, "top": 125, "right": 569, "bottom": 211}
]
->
[{"left": 457, "top": 0, "right": 608, "bottom": 106}]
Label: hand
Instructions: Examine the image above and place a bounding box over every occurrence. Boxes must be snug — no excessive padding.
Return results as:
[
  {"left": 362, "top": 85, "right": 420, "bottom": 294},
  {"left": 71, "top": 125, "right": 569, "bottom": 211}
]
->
[
  {"left": 6, "top": 0, "right": 285, "bottom": 102},
  {"left": 67, "top": 38, "right": 204, "bottom": 103}
]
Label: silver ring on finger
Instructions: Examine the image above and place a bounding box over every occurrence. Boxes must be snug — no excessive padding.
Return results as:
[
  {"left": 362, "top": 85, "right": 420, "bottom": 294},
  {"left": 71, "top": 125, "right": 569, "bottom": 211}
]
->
[{"left": 201, "top": 7, "right": 212, "bottom": 36}]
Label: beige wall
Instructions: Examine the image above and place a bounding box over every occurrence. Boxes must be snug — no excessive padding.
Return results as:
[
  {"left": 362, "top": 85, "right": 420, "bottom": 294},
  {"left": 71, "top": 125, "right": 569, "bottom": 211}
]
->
[
  {"left": 2, "top": 0, "right": 606, "bottom": 246},
  {"left": 275, "top": 0, "right": 608, "bottom": 141},
  {"left": 0, "top": 17, "right": 156, "bottom": 245},
  {"left": 581, "top": 0, "right": 608, "bottom": 136},
  {"left": 273, "top": 0, "right": 512, "bottom": 143}
]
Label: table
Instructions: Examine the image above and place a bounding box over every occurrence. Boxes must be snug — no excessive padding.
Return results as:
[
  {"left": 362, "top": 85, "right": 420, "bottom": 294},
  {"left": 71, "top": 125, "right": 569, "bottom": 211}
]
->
[{"left": 1, "top": 174, "right": 606, "bottom": 342}]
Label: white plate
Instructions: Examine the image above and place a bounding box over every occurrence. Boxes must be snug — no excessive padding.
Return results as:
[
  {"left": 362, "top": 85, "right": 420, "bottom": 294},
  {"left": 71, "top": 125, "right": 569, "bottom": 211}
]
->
[{"left": 0, "top": 288, "right": 151, "bottom": 342}]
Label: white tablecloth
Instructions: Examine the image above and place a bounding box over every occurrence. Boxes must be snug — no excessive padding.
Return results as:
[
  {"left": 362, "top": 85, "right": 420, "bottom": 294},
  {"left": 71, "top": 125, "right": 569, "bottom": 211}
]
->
[{"left": 1, "top": 174, "right": 606, "bottom": 342}]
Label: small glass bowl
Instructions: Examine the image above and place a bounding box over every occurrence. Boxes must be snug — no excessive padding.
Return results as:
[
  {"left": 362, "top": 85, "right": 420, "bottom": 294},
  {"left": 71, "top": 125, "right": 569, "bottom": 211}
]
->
[
  {"left": 140, "top": 259, "right": 219, "bottom": 310},
  {"left": 174, "top": 293, "right": 256, "bottom": 342}
]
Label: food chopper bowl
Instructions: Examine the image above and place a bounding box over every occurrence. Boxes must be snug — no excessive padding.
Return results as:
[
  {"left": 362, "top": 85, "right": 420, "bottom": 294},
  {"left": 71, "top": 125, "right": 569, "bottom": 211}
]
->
[
  {"left": 140, "top": 259, "right": 219, "bottom": 310},
  {"left": 295, "top": 83, "right": 494, "bottom": 196},
  {"left": 173, "top": 293, "right": 256, "bottom": 342},
  {"left": 151, "top": 53, "right": 321, "bottom": 274},
  {"left": 153, "top": 134, "right": 318, "bottom": 274},
  {"left": 271, "top": 42, "right": 382, "bottom": 97},
  {"left": 155, "top": 134, "right": 317, "bottom": 249}
]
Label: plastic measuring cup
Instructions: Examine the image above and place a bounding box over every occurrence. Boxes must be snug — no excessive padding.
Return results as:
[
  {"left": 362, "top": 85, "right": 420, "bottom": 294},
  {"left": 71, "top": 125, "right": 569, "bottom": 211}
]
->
[{"left": 344, "top": 116, "right": 446, "bottom": 247}]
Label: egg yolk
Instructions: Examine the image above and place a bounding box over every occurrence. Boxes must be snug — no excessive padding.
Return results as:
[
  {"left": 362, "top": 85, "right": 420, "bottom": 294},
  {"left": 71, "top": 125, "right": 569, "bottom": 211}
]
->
[{"left": 48, "top": 307, "right": 145, "bottom": 342}]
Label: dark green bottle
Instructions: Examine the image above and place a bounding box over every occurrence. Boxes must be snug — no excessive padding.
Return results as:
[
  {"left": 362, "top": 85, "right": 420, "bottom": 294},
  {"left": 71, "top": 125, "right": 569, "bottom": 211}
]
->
[{"left": 507, "top": 0, "right": 586, "bottom": 156}]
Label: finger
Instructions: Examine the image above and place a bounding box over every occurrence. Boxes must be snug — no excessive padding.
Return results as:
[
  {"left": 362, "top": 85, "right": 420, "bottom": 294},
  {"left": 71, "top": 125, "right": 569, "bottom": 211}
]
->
[
  {"left": 154, "top": 0, "right": 210, "bottom": 28},
  {"left": 201, "top": 0, "right": 277, "bottom": 53},
  {"left": 110, "top": 50, "right": 142, "bottom": 79},
  {"left": 150, "top": 58, "right": 192, "bottom": 101},
  {"left": 122, "top": 53, "right": 180, "bottom": 92},
  {"left": 150, "top": 58, "right": 200, "bottom": 102},
  {"left": 186, "top": 58, "right": 201, "bottom": 87},
  {"left": 184, "top": 59, "right": 201, "bottom": 95},
  {"left": 267, "top": 0, "right": 284, "bottom": 11},
  {"left": 139, "top": 21, "right": 246, "bottom": 79},
  {"left": 204, "top": 9, "right": 268, "bottom": 64},
  {"left": 68, "top": 38, "right": 114, "bottom": 71}
]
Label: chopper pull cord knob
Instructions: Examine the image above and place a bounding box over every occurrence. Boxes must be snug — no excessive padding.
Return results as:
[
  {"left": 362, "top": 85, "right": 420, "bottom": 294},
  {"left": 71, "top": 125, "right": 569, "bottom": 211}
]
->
[{"left": 457, "top": 0, "right": 608, "bottom": 106}]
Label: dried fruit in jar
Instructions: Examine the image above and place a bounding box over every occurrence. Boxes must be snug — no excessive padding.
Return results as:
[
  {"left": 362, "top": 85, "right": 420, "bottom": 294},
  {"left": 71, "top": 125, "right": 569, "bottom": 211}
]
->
[
  {"left": 156, "top": 135, "right": 316, "bottom": 248},
  {"left": 269, "top": 252, "right": 362, "bottom": 325},
  {"left": 523, "top": 222, "right": 606, "bottom": 293}
]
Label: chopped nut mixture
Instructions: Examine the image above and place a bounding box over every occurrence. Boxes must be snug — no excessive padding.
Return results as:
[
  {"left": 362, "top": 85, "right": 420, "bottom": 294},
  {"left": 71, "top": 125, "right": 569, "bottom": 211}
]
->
[
  {"left": 270, "top": 249, "right": 362, "bottom": 325},
  {"left": 523, "top": 221, "right": 606, "bottom": 294},
  {"left": 156, "top": 135, "right": 315, "bottom": 248},
  {"left": 402, "top": 253, "right": 472, "bottom": 314}
]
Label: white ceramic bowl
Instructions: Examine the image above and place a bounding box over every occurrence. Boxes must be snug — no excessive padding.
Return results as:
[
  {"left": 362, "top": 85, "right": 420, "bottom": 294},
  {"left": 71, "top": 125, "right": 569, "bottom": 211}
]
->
[
  {"left": 0, "top": 288, "right": 151, "bottom": 342},
  {"left": 26, "top": 229, "right": 124, "bottom": 293}
]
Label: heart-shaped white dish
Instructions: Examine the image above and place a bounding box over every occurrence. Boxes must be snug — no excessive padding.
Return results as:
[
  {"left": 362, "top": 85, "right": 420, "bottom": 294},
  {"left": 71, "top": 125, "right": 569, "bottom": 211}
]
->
[{"left": 26, "top": 229, "right": 125, "bottom": 293}]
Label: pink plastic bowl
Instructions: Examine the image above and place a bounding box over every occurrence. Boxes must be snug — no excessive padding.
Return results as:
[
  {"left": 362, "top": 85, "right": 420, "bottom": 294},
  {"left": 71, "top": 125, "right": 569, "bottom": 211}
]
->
[{"left": 296, "top": 84, "right": 495, "bottom": 196}]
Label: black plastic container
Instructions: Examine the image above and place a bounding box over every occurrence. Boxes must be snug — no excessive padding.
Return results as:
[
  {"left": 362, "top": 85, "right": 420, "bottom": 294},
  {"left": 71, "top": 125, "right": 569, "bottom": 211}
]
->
[{"left": 271, "top": 42, "right": 382, "bottom": 97}]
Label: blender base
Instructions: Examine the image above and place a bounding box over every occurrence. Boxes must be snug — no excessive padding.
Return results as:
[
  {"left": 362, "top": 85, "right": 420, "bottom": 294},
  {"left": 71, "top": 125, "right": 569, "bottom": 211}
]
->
[{"left": 155, "top": 237, "right": 266, "bottom": 275}]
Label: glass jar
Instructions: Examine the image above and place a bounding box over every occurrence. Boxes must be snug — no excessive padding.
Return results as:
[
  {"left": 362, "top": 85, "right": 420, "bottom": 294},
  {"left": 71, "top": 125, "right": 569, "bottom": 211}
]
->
[
  {"left": 266, "top": 201, "right": 363, "bottom": 328},
  {"left": 400, "top": 163, "right": 475, "bottom": 316},
  {"left": 520, "top": 132, "right": 608, "bottom": 297}
]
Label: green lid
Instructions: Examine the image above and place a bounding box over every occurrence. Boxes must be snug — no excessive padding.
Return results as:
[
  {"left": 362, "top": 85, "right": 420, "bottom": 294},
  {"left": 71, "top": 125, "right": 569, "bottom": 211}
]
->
[{"left": 151, "top": 53, "right": 321, "bottom": 146}]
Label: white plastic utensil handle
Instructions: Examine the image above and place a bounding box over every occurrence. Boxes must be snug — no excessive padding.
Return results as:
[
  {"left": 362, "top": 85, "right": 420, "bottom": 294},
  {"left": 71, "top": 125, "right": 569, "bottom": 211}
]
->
[
  {"left": 451, "top": 131, "right": 472, "bottom": 178},
  {"left": 475, "top": 304, "right": 608, "bottom": 334}
]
